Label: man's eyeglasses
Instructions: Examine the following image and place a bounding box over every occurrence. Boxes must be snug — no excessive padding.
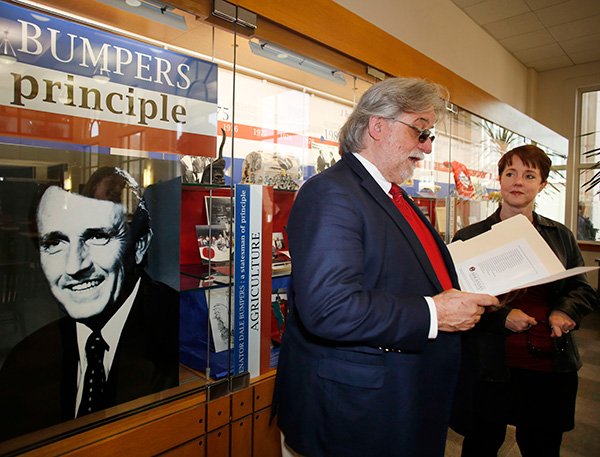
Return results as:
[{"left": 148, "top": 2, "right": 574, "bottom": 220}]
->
[{"left": 392, "top": 119, "right": 435, "bottom": 144}]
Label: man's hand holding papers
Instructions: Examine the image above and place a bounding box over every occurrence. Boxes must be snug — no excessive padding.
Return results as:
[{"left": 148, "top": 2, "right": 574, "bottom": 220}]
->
[{"left": 433, "top": 288, "right": 499, "bottom": 331}]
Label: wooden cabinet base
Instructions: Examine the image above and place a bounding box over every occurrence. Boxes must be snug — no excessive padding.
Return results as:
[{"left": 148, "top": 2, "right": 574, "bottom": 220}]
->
[{"left": 21, "top": 374, "right": 281, "bottom": 457}]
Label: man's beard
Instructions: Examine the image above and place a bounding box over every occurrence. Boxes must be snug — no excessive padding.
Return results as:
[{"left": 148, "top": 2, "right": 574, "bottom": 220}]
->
[{"left": 397, "top": 153, "right": 424, "bottom": 183}]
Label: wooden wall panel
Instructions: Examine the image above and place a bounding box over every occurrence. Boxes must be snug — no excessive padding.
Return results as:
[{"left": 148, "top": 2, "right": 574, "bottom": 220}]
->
[
  {"left": 231, "top": 417, "right": 252, "bottom": 457},
  {"left": 232, "top": 387, "right": 254, "bottom": 421},
  {"left": 20, "top": 396, "right": 206, "bottom": 457},
  {"left": 253, "top": 376, "right": 275, "bottom": 411},
  {"left": 16, "top": 359, "right": 280, "bottom": 456},
  {"left": 207, "top": 396, "right": 231, "bottom": 432},
  {"left": 253, "top": 408, "right": 281, "bottom": 457},
  {"left": 207, "top": 425, "right": 230, "bottom": 457},
  {"left": 60, "top": 405, "right": 206, "bottom": 457},
  {"left": 160, "top": 436, "right": 206, "bottom": 457}
]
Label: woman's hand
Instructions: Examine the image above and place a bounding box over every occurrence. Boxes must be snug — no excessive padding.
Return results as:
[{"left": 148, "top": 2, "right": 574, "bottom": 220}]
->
[
  {"left": 549, "top": 310, "right": 576, "bottom": 337},
  {"left": 505, "top": 309, "right": 537, "bottom": 332}
]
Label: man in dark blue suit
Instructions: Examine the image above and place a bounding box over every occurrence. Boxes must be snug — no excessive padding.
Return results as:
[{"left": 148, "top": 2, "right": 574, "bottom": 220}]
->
[{"left": 274, "top": 78, "right": 498, "bottom": 457}]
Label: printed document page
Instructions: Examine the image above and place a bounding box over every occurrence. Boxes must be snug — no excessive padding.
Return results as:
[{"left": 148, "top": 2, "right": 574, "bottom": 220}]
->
[{"left": 448, "top": 214, "right": 598, "bottom": 296}]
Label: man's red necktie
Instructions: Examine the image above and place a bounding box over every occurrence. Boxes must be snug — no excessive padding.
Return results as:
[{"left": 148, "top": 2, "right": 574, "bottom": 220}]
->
[{"left": 389, "top": 184, "right": 452, "bottom": 290}]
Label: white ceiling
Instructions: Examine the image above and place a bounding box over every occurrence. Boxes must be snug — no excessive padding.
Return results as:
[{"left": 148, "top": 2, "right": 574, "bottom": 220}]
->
[{"left": 451, "top": 0, "right": 600, "bottom": 72}]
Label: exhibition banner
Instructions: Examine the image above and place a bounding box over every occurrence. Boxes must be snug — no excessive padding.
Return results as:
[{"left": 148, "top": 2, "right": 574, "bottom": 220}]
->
[
  {"left": 0, "top": 2, "right": 217, "bottom": 156},
  {"left": 233, "top": 184, "right": 273, "bottom": 378}
]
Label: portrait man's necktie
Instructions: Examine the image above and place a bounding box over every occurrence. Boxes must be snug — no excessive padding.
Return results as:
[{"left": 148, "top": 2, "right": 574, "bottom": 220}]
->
[
  {"left": 77, "top": 331, "right": 109, "bottom": 417},
  {"left": 389, "top": 184, "right": 453, "bottom": 290}
]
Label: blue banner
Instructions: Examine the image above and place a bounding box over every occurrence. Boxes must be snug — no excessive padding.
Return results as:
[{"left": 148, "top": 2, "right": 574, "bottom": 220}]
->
[
  {"left": 234, "top": 184, "right": 250, "bottom": 374},
  {"left": 0, "top": 2, "right": 217, "bottom": 102}
]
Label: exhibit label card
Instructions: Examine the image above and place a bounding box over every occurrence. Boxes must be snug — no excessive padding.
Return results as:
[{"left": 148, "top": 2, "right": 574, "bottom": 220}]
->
[
  {"left": 233, "top": 184, "right": 273, "bottom": 378},
  {"left": 448, "top": 214, "right": 598, "bottom": 296}
]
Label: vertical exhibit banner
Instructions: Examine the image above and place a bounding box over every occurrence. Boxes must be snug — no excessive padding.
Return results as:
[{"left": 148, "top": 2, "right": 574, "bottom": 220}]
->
[
  {"left": 234, "top": 184, "right": 273, "bottom": 378},
  {"left": 0, "top": 2, "right": 217, "bottom": 155}
]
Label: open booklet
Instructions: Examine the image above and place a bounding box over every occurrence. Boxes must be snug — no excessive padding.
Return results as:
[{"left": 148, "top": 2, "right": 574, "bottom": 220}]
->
[{"left": 447, "top": 214, "right": 598, "bottom": 296}]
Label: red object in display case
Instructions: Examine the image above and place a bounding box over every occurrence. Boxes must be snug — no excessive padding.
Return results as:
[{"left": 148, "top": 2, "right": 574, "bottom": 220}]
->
[
  {"left": 180, "top": 186, "right": 295, "bottom": 268},
  {"left": 179, "top": 185, "right": 295, "bottom": 376},
  {"left": 272, "top": 190, "right": 295, "bottom": 248},
  {"left": 180, "top": 186, "right": 232, "bottom": 267},
  {"left": 413, "top": 197, "right": 436, "bottom": 227}
]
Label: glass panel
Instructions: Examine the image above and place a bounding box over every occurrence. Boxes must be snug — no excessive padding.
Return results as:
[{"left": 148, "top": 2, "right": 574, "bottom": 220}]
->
[
  {"left": 0, "top": 147, "right": 183, "bottom": 443},
  {"left": 178, "top": 20, "right": 235, "bottom": 387},
  {"left": 0, "top": 0, "right": 219, "bottom": 448},
  {"left": 576, "top": 89, "right": 600, "bottom": 241},
  {"left": 442, "top": 110, "right": 508, "bottom": 239},
  {"left": 538, "top": 143, "right": 568, "bottom": 167},
  {"left": 407, "top": 105, "right": 452, "bottom": 241},
  {"left": 537, "top": 168, "right": 566, "bottom": 225},
  {"left": 230, "top": 34, "right": 373, "bottom": 375},
  {"left": 577, "top": 169, "right": 600, "bottom": 241},
  {"left": 579, "top": 90, "right": 600, "bottom": 166},
  {"left": 439, "top": 109, "right": 565, "bottom": 239}
]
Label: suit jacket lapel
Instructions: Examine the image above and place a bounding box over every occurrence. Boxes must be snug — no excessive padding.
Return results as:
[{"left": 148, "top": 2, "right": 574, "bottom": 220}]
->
[
  {"left": 342, "top": 153, "right": 455, "bottom": 291},
  {"left": 400, "top": 187, "right": 460, "bottom": 288},
  {"left": 107, "top": 287, "right": 142, "bottom": 403},
  {"left": 59, "top": 318, "right": 79, "bottom": 419}
]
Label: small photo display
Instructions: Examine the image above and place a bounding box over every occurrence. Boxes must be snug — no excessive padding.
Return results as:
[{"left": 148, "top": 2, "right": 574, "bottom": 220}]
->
[
  {"left": 271, "top": 232, "right": 291, "bottom": 275},
  {"left": 271, "top": 291, "right": 288, "bottom": 345},
  {"left": 207, "top": 287, "right": 234, "bottom": 353},
  {"left": 272, "top": 232, "right": 285, "bottom": 251},
  {"left": 205, "top": 196, "right": 232, "bottom": 226},
  {"left": 196, "top": 225, "right": 231, "bottom": 263}
]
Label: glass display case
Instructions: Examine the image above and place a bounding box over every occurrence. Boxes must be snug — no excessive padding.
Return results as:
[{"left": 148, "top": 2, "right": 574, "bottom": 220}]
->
[{"left": 0, "top": 0, "right": 570, "bottom": 453}]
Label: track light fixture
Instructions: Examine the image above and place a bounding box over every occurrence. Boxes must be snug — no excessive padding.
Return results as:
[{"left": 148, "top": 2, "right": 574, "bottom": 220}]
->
[
  {"left": 96, "top": 0, "right": 187, "bottom": 30},
  {"left": 249, "top": 40, "right": 346, "bottom": 85}
]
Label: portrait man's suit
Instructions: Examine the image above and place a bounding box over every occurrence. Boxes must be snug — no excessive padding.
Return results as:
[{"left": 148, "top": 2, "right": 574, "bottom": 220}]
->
[
  {"left": 275, "top": 152, "right": 462, "bottom": 457},
  {"left": 0, "top": 273, "right": 178, "bottom": 441}
]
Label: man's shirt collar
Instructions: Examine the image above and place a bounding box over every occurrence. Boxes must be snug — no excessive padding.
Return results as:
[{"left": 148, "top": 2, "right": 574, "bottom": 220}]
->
[{"left": 352, "top": 152, "right": 393, "bottom": 196}]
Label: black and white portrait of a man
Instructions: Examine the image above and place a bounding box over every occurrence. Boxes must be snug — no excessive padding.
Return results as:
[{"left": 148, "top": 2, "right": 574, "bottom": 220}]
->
[{"left": 0, "top": 167, "right": 179, "bottom": 441}]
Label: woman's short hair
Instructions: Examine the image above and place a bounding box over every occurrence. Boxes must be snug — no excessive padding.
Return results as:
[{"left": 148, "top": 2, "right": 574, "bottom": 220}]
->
[
  {"left": 338, "top": 77, "right": 449, "bottom": 154},
  {"left": 498, "top": 145, "right": 552, "bottom": 182}
]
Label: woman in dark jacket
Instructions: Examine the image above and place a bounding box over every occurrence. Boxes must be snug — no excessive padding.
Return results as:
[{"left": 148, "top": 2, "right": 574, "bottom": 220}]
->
[{"left": 453, "top": 145, "right": 597, "bottom": 457}]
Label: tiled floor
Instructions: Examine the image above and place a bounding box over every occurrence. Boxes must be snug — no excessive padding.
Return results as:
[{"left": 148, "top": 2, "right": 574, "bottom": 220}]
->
[{"left": 445, "top": 310, "right": 600, "bottom": 457}]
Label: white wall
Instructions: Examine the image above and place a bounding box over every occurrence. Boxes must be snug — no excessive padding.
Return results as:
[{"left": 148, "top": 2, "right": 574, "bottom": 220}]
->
[
  {"left": 333, "top": 0, "right": 530, "bottom": 113},
  {"left": 536, "top": 61, "right": 600, "bottom": 139}
]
